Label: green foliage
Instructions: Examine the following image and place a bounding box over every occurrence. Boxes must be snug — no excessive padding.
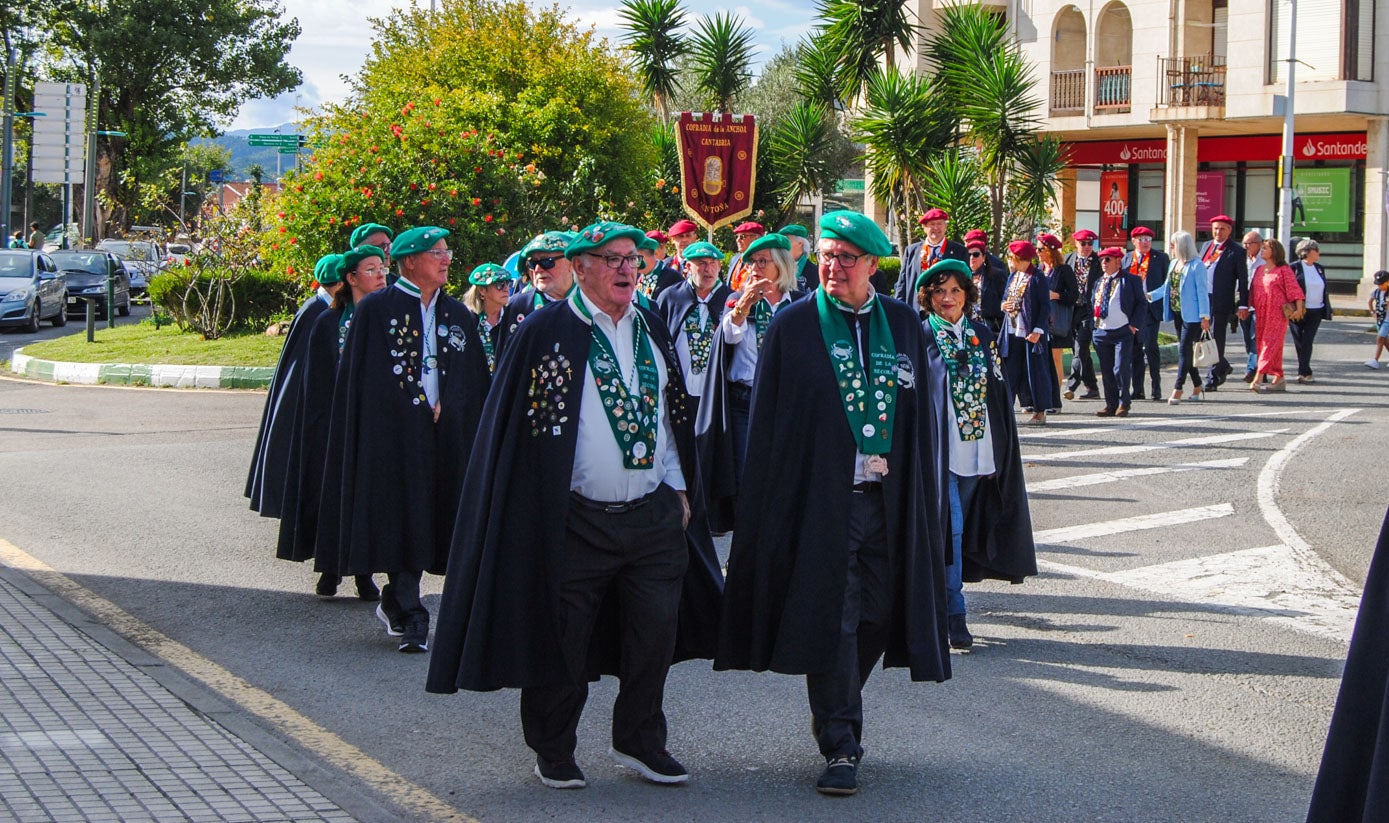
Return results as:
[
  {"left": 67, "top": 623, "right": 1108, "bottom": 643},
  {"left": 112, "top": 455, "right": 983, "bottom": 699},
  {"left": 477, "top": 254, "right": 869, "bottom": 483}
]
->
[
  {"left": 268, "top": 0, "right": 657, "bottom": 289},
  {"left": 766, "top": 102, "right": 852, "bottom": 213},
  {"left": 150, "top": 268, "right": 301, "bottom": 334},
  {"left": 921, "top": 150, "right": 992, "bottom": 240},
  {"left": 1005, "top": 136, "right": 1072, "bottom": 239},
  {"left": 795, "top": 36, "right": 848, "bottom": 111},
  {"left": 618, "top": 0, "right": 690, "bottom": 122},
  {"left": 815, "top": 0, "right": 919, "bottom": 101},
  {"left": 687, "top": 12, "right": 757, "bottom": 113}
]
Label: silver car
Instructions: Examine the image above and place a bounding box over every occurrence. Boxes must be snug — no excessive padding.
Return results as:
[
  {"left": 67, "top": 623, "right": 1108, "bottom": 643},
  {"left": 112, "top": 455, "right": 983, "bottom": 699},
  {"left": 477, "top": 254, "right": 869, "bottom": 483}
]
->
[
  {"left": 0, "top": 250, "right": 69, "bottom": 332},
  {"left": 96, "top": 239, "right": 164, "bottom": 295}
]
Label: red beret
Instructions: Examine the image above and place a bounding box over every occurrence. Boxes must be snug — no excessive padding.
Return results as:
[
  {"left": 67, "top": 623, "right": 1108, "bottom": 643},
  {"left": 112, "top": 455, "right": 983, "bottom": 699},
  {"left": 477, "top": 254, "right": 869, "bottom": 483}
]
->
[
  {"left": 965, "top": 239, "right": 987, "bottom": 252},
  {"left": 1036, "top": 233, "right": 1062, "bottom": 250},
  {"left": 1130, "top": 226, "right": 1154, "bottom": 239},
  {"left": 1098, "top": 246, "right": 1125, "bottom": 259},
  {"left": 1210, "top": 214, "right": 1234, "bottom": 226},
  {"left": 1072, "top": 229, "right": 1098, "bottom": 242},
  {"left": 919, "top": 208, "right": 950, "bottom": 224},
  {"left": 646, "top": 229, "right": 669, "bottom": 243},
  {"left": 668, "top": 219, "right": 698, "bottom": 235},
  {"left": 1007, "top": 240, "right": 1036, "bottom": 260},
  {"left": 733, "top": 221, "right": 765, "bottom": 235},
  {"left": 963, "top": 229, "right": 988, "bottom": 242}
]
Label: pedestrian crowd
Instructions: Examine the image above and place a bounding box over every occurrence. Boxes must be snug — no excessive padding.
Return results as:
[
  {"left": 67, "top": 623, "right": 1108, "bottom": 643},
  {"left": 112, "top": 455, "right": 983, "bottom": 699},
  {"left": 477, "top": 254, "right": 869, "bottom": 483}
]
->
[{"left": 246, "top": 203, "right": 1346, "bottom": 799}]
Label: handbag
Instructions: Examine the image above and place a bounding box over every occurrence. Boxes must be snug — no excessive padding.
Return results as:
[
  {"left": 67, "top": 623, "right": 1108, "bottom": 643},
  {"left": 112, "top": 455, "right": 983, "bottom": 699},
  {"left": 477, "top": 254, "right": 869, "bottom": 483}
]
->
[
  {"left": 1281, "top": 302, "right": 1297, "bottom": 320},
  {"left": 1048, "top": 302, "right": 1074, "bottom": 337},
  {"left": 1193, "top": 330, "right": 1218, "bottom": 367}
]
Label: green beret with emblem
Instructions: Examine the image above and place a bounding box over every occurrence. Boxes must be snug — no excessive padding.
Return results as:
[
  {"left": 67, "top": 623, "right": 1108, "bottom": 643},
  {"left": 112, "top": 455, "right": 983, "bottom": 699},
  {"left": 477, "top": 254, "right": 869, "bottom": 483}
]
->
[
  {"left": 681, "top": 241, "right": 722, "bottom": 260},
  {"left": 349, "top": 223, "right": 393, "bottom": 248},
  {"left": 391, "top": 226, "right": 450, "bottom": 259},
  {"left": 564, "top": 221, "right": 649, "bottom": 259},
  {"left": 468, "top": 263, "right": 511, "bottom": 286},
  {"left": 819, "top": 210, "right": 892, "bottom": 257},
  {"left": 520, "top": 231, "right": 572, "bottom": 259},
  {"left": 916, "top": 258, "right": 971, "bottom": 292},
  {"left": 779, "top": 224, "right": 808, "bottom": 239},
  {"left": 744, "top": 233, "right": 791, "bottom": 256},
  {"left": 638, "top": 234, "right": 659, "bottom": 252},
  {"left": 314, "top": 253, "right": 344, "bottom": 285},
  {"left": 337, "top": 244, "right": 386, "bottom": 277}
]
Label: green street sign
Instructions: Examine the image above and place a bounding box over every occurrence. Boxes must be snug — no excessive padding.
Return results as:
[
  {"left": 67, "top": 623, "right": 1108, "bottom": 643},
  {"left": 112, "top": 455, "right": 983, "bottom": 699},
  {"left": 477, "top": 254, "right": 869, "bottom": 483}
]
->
[
  {"left": 247, "top": 133, "right": 303, "bottom": 148},
  {"left": 279, "top": 147, "right": 300, "bottom": 155},
  {"left": 1294, "top": 167, "right": 1351, "bottom": 233}
]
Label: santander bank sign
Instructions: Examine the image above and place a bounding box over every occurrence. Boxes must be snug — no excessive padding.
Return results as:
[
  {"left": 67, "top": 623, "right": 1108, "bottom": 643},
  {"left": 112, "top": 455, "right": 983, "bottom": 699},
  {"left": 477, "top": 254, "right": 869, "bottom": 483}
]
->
[{"left": 1066, "top": 132, "right": 1366, "bottom": 165}]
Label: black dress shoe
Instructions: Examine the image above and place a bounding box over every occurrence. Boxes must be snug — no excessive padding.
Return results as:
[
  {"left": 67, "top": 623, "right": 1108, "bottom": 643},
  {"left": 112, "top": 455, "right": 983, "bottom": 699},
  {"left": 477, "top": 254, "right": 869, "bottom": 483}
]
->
[
  {"left": 1131, "top": 393, "right": 1146, "bottom": 401},
  {"left": 1242, "top": 371, "right": 1257, "bottom": 383},
  {"left": 355, "top": 575, "right": 381, "bottom": 602},
  {"left": 1203, "top": 382, "right": 1218, "bottom": 391},
  {"left": 315, "top": 573, "right": 340, "bottom": 599},
  {"left": 1080, "top": 390, "right": 1100, "bottom": 399},
  {"left": 816, "top": 754, "right": 860, "bottom": 796},
  {"left": 947, "top": 614, "right": 973, "bottom": 650}
]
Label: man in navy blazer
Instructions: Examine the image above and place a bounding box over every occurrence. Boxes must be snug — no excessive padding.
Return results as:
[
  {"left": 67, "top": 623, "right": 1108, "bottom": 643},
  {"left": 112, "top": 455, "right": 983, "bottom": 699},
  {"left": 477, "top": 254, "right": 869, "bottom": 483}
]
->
[
  {"left": 895, "top": 207, "right": 968, "bottom": 301},
  {"left": 1092, "top": 247, "right": 1145, "bottom": 417},
  {"left": 1064, "top": 229, "right": 1103, "bottom": 399},
  {"left": 1197, "top": 214, "right": 1249, "bottom": 389},
  {"left": 1123, "top": 226, "right": 1169, "bottom": 400}
]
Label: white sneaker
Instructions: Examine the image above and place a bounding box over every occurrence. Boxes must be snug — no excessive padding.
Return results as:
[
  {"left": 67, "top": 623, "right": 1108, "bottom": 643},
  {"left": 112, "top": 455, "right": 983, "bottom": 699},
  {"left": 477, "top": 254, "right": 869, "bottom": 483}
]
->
[{"left": 1365, "top": 359, "right": 1382, "bottom": 369}]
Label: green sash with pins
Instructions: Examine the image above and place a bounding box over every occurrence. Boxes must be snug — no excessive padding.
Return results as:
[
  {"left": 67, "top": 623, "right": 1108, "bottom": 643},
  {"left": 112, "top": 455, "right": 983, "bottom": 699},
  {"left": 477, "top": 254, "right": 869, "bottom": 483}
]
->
[
  {"left": 575, "top": 293, "right": 660, "bottom": 469},
  {"left": 816, "top": 289, "right": 897, "bottom": 458},
  {"left": 926, "top": 313, "right": 987, "bottom": 442},
  {"left": 683, "top": 294, "right": 718, "bottom": 375}
]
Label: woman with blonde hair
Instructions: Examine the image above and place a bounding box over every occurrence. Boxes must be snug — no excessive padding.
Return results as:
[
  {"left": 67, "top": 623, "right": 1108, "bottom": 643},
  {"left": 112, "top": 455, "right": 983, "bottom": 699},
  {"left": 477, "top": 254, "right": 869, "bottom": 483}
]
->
[
  {"left": 1145, "top": 231, "right": 1211, "bottom": 404},
  {"left": 463, "top": 263, "right": 512, "bottom": 373},
  {"left": 1249, "top": 238, "right": 1305, "bottom": 393}
]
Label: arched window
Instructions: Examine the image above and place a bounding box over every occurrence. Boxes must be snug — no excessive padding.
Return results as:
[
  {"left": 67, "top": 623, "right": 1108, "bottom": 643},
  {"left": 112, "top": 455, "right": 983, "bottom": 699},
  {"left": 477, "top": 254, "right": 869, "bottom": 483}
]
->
[
  {"left": 1050, "top": 6, "right": 1088, "bottom": 113},
  {"left": 1095, "top": 1, "right": 1133, "bottom": 111}
]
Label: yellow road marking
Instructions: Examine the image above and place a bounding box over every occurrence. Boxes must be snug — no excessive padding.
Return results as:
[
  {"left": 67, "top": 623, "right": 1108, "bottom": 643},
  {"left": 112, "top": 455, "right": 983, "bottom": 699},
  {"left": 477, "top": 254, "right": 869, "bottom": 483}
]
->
[{"left": 0, "top": 537, "right": 475, "bottom": 823}]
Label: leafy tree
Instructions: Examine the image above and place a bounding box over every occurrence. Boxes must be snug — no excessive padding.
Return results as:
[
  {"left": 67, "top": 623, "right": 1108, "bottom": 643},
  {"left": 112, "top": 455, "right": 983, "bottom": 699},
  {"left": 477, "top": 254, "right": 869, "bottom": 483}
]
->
[
  {"left": 815, "top": 0, "right": 918, "bottom": 102},
  {"left": 37, "top": 0, "right": 301, "bottom": 234},
  {"left": 618, "top": 0, "right": 689, "bottom": 124},
  {"left": 795, "top": 36, "right": 848, "bottom": 111},
  {"left": 920, "top": 149, "right": 992, "bottom": 239},
  {"left": 687, "top": 12, "right": 756, "bottom": 113}
]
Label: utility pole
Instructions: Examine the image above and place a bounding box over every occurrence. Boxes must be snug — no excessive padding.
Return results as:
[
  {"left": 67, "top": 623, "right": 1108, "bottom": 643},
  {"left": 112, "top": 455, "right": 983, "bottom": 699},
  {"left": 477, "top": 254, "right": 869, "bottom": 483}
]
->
[
  {"left": 82, "top": 74, "right": 99, "bottom": 245},
  {"left": 1, "top": 43, "right": 16, "bottom": 244},
  {"left": 178, "top": 162, "right": 187, "bottom": 228},
  {"left": 1276, "top": 0, "right": 1297, "bottom": 250}
]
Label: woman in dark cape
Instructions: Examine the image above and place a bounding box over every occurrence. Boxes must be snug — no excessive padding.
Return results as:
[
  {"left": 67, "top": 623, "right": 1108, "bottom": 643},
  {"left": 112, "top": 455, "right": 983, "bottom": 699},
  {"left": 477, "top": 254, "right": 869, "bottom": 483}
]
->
[
  {"left": 999, "top": 240, "right": 1053, "bottom": 426},
  {"left": 1307, "top": 507, "right": 1389, "bottom": 822}
]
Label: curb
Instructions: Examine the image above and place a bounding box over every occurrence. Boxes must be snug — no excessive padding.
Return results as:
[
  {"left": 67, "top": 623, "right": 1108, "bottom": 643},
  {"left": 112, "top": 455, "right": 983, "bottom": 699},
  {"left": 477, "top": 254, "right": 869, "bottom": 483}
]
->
[
  {"left": 10, "top": 348, "right": 273, "bottom": 389},
  {"left": 1063, "top": 342, "right": 1180, "bottom": 373}
]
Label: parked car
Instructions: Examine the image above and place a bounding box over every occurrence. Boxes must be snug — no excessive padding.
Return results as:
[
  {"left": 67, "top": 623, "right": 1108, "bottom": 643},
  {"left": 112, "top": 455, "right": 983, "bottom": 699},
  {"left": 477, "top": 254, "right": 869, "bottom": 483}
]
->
[
  {"left": 50, "top": 250, "right": 132, "bottom": 318},
  {"left": 0, "top": 250, "right": 69, "bottom": 331},
  {"left": 95, "top": 239, "right": 164, "bottom": 296},
  {"left": 166, "top": 243, "right": 192, "bottom": 265},
  {"left": 42, "top": 223, "right": 80, "bottom": 252}
]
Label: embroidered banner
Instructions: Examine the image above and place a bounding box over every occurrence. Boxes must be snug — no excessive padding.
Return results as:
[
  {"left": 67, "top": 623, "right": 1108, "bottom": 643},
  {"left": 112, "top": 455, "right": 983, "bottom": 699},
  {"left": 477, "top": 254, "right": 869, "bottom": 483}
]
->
[{"left": 675, "top": 112, "right": 758, "bottom": 232}]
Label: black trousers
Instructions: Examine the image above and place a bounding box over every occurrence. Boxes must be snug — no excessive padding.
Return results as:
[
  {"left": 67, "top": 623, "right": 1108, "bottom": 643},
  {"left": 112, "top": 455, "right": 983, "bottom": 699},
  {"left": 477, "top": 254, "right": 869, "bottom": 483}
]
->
[
  {"left": 1240, "top": 313, "right": 1258, "bottom": 375},
  {"left": 1290, "top": 313, "right": 1324, "bottom": 377},
  {"left": 1175, "top": 321, "right": 1204, "bottom": 391},
  {"left": 386, "top": 570, "right": 425, "bottom": 618},
  {"left": 520, "top": 485, "right": 688, "bottom": 762},
  {"left": 1130, "top": 319, "right": 1161, "bottom": 396},
  {"left": 1068, "top": 325, "right": 1098, "bottom": 392},
  {"left": 806, "top": 488, "right": 893, "bottom": 760},
  {"left": 728, "top": 382, "right": 753, "bottom": 486},
  {"left": 1003, "top": 335, "right": 1050, "bottom": 410},
  {"left": 1094, "top": 327, "right": 1133, "bottom": 411},
  {"left": 1206, "top": 312, "right": 1234, "bottom": 384}
]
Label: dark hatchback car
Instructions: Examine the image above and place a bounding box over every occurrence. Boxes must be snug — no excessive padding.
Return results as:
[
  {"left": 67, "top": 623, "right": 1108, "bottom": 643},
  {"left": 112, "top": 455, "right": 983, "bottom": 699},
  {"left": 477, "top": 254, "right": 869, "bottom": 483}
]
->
[{"left": 51, "top": 250, "right": 132, "bottom": 318}]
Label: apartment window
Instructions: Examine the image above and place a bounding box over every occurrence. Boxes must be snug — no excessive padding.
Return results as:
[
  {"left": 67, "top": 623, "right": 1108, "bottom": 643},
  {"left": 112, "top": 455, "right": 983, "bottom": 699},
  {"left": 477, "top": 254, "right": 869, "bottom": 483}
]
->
[
  {"left": 1212, "top": 0, "right": 1228, "bottom": 60},
  {"left": 1345, "top": 0, "right": 1375, "bottom": 80},
  {"left": 1268, "top": 0, "right": 1341, "bottom": 82}
]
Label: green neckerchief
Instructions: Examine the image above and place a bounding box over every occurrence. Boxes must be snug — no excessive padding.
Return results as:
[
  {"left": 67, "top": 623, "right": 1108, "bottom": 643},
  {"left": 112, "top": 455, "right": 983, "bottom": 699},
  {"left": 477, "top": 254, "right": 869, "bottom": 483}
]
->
[
  {"left": 533, "top": 281, "right": 577, "bottom": 311},
  {"left": 752, "top": 294, "right": 784, "bottom": 349},
  {"left": 478, "top": 314, "right": 496, "bottom": 373},
  {"left": 816, "top": 288, "right": 897, "bottom": 455},
  {"left": 634, "top": 290, "right": 653, "bottom": 311},
  {"left": 1167, "top": 261, "right": 1182, "bottom": 316},
  {"left": 926, "top": 313, "right": 987, "bottom": 442},
  {"left": 682, "top": 289, "right": 718, "bottom": 375},
  {"left": 337, "top": 302, "right": 355, "bottom": 354},
  {"left": 574, "top": 291, "right": 660, "bottom": 470}
]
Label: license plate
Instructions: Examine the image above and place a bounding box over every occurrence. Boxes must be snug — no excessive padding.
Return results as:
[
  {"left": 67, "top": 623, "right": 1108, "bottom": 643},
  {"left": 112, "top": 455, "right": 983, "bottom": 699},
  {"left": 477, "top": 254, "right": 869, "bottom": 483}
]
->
[{"left": 67, "top": 297, "right": 78, "bottom": 304}]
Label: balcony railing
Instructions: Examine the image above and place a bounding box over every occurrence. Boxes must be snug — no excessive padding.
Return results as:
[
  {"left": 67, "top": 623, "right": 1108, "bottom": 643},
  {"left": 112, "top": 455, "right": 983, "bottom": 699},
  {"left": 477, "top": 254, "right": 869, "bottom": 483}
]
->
[
  {"left": 1094, "top": 65, "right": 1132, "bottom": 111},
  {"left": 1050, "top": 69, "right": 1086, "bottom": 114},
  {"left": 1157, "top": 55, "right": 1227, "bottom": 107}
]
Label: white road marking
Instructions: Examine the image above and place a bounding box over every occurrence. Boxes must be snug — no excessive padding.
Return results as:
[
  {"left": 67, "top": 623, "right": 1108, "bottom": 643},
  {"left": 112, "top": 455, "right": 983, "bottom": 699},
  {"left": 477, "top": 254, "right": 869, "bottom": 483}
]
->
[
  {"left": 1024, "top": 429, "right": 1287, "bottom": 462},
  {"left": 1026, "top": 457, "right": 1249, "bottom": 491},
  {"left": 1017, "top": 409, "right": 1319, "bottom": 439},
  {"left": 1038, "top": 545, "right": 1361, "bottom": 642},
  {"left": 1034, "top": 504, "right": 1234, "bottom": 544}
]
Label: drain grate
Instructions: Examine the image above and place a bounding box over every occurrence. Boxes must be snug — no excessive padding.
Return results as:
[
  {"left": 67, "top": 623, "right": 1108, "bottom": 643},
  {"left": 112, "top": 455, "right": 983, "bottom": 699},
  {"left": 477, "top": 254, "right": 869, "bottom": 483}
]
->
[{"left": 0, "top": 408, "right": 51, "bottom": 414}]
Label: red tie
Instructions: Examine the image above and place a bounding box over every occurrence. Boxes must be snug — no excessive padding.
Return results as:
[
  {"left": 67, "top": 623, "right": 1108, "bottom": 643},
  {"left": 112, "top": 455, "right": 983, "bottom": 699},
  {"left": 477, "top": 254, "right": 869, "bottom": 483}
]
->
[{"left": 1203, "top": 243, "right": 1218, "bottom": 265}]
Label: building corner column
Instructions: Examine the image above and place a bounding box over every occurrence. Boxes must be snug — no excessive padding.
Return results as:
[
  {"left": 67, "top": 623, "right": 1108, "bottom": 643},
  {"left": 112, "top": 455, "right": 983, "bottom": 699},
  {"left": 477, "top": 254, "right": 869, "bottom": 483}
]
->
[
  {"left": 1359, "top": 117, "right": 1389, "bottom": 303},
  {"left": 1163, "top": 124, "right": 1199, "bottom": 240},
  {"left": 1057, "top": 166, "right": 1078, "bottom": 235}
]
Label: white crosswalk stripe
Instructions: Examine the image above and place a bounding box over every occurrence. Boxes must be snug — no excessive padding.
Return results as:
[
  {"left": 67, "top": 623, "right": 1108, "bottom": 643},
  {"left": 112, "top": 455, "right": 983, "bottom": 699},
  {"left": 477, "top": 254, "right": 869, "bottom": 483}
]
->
[
  {"left": 1023, "top": 429, "right": 1287, "bottom": 462},
  {"left": 1034, "top": 504, "right": 1234, "bottom": 544},
  {"left": 1026, "top": 457, "right": 1248, "bottom": 491}
]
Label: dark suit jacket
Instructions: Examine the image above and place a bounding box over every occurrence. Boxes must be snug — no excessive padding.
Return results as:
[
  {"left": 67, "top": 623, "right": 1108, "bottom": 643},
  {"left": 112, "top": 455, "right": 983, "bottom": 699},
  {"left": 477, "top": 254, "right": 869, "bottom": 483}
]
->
[
  {"left": 896, "top": 238, "right": 968, "bottom": 301},
  {"left": 1064, "top": 252, "right": 1104, "bottom": 332},
  {"left": 974, "top": 260, "right": 1007, "bottom": 324},
  {"left": 1122, "top": 249, "right": 1170, "bottom": 323},
  {"left": 1092, "top": 272, "right": 1147, "bottom": 332},
  {"left": 1200, "top": 239, "right": 1249, "bottom": 315},
  {"left": 1293, "top": 260, "right": 1335, "bottom": 320}
]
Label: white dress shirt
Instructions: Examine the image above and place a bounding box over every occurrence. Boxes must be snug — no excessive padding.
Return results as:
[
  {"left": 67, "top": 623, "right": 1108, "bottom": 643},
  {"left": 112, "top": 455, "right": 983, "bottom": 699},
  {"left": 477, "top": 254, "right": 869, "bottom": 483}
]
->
[
  {"left": 719, "top": 291, "right": 793, "bottom": 385},
  {"left": 1095, "top": 276, "right": 1130, "bottom": 331},
  {"left": 417, "top": 289, "right": 440, "bottom": 407},
  {"left": 569, "top": 290, "right": 686, "bottom": 502},
  {"left": 673, "top": 287, "right": 719, "bottom": 397},
  {"left": 940, "top": 315, "right": 995, "bottom": 478}
]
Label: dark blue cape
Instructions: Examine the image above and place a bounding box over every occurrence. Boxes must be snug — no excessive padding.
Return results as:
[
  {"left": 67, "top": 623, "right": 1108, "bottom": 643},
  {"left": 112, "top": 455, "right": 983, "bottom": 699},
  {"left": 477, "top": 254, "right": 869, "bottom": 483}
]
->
[{"left": 275, "top": 306, "right": 343, "bottom": 563}]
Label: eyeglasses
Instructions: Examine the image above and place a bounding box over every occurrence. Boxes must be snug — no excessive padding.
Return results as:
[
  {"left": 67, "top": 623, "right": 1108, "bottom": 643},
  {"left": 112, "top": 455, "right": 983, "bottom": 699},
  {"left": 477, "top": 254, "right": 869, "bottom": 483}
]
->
[
  {"left": 1078, "top": 240, "right": 1094, "bottom": 246},
  {"left": 355, "top": 266, "right": 388, "bottom": 277},
  {"left": 422, "top": 249, "right": 453, "bottom": 260},
  {"left": 749, "top": 256, "right": 775, "bottom": 267},
  {"left": 968, "top": 251, "right": 983, "bottom": 259},
  {"left": 526, "top": 256, "right": 561, "bottom": 270},
  {"left": 821, "top": 250, "right": 870, "bottom": 268},
  {"left": 583, "top": 252, "right": 642, "bottom": 270}
]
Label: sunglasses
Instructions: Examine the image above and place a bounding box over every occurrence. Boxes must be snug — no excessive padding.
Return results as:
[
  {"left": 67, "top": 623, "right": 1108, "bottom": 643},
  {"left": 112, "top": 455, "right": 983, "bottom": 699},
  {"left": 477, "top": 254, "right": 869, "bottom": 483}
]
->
[
  {"left": 526, "top": 256, "right": 560, "bottom": 270},
  {"left": 1078, "top": 241, "right": 1094, "bottom": 246},
  {"left": 968, "top": 251, "right": 983, "bottom": 258}
]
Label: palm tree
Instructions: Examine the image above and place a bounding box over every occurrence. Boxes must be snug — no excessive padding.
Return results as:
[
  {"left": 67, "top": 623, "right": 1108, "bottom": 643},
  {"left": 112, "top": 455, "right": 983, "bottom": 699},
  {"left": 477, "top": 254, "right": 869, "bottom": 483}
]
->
[
  {"left": 795, "top": 35, "right": 846, "bottom": 111},
  {"left": 687, "top": 12, "right": 756, "bottom": 113},
  {"left": 816, "top": 0, "right": 918, "bottom": 103},
  {"left": 617, "top": 0, "right": 689, "bottom": 124},
  {"left": 1004, "top": 136, "right": 1071, "bottom": 239},
  {"left": 767, "top": 101, "right": 846, "bottom": 213},
  {"left": 921, "top": 149, "right": 992, "bottom": 239}
]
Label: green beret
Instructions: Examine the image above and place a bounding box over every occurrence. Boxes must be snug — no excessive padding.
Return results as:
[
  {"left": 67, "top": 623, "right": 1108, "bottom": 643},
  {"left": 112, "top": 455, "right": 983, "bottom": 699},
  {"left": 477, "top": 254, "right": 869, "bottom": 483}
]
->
[
  {"left": 638, "top": 235, "right": 659, "bottom": 252},
  {"left": 819, "top": 210, "right": 892, "bottom": 257},
  {"left": 744, "top": 233, "right": 791, "bottom": 256},
  {"left": 391, "top": 226, "right": 450, "bottom": 258},
  {"left": 337, "top": 244, "right": 386, "bottom": 278},
  {"left": 682, "top": 241, "right": 722, "bottom": 260},
  {"left": 520, "top": 231, "right": 572, "bottom": 258},
  {"left": 564, "top": 221, "right": 648, "bottom": 260},
  {"left": 915, "top": 258, "right": 971, "bottom": 292},
  {"left": 468, "top": 263, "right": 511, "bottom": 286},
  {"left": 779, "top": 224, "right": 808, "bottom": 239},
  {"left": 314, "top": 253, "right": 344, "bottom": 285},
  {"left": 349, "top": 223, "right": 393, "bottom": 248}
]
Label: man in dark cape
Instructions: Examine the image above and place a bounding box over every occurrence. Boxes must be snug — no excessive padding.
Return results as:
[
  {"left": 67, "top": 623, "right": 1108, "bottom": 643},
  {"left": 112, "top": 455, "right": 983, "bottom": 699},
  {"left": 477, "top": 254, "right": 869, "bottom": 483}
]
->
[
  {"left": 656, "top": 240, "right": 731, "bottom": 422},
  {"left": 244, "top": 254, "right": 339, "bottom": 517},
  {"left": 428, "top": 222, "right": 722, "bottom": 790},
  {"left": 1306, "top": 508, "right": 1389, "bottom": 822},
  {"left": 715, "top": 211, "right": 951, "bottom": 797},
  {"left": 496, "top": 231, "right": 575, "bottom": 355},
  {"left": 315, "top": 227, "right": 490, "bottom": 653}
]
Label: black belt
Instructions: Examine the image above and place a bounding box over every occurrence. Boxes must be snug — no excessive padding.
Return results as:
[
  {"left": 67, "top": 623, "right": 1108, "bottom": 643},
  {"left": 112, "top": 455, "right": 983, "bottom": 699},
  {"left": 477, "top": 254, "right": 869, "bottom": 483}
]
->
[
  {"left": 852, "top": 481, "right": 883, "bottom": 493},
  {"left": 569, "top": 489, "right": 659, "bottom": 514}
]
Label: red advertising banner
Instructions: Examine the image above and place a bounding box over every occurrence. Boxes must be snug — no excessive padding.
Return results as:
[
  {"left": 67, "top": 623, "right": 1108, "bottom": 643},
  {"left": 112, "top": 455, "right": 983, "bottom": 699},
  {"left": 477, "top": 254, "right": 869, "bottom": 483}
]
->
[
  {"left": 675, "top": 112, "right": 759, "bottom": 231},
  {"left": 1063, "top": 132, "right": 1367, "bottom": 166},
  {"left": 1195, "top": 171, "right": 1226, "bottom": 226},
  {"left": 1100, "top": 171, "right": 1129, "bottom": 246}
]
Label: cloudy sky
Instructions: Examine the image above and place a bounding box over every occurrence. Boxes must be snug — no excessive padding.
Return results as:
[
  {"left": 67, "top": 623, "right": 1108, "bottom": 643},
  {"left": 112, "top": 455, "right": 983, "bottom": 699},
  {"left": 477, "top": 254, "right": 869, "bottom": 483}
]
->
[{"left": 231, "top": 0, "right": 815, "bottom": 130}]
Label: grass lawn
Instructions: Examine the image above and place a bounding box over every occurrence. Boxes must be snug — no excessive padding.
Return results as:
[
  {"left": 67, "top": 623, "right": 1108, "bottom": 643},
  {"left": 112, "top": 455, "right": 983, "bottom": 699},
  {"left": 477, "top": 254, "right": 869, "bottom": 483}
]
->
[{"left": 20, "top": 322, "right": 285, "bottom": 367}]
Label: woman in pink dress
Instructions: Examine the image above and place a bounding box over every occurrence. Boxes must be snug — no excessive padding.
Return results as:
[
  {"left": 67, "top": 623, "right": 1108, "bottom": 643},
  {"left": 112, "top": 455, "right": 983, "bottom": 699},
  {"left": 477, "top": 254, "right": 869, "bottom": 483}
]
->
[{"left": 1249, "top": 238, "right": 1305, "bottom": 393}]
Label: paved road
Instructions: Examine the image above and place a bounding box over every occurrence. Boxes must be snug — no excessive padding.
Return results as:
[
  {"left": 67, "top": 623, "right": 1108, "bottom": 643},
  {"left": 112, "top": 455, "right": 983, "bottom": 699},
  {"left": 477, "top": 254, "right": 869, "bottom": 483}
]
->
[{"left": 0, "top": 317, "right": 1382, "bottom": 821}]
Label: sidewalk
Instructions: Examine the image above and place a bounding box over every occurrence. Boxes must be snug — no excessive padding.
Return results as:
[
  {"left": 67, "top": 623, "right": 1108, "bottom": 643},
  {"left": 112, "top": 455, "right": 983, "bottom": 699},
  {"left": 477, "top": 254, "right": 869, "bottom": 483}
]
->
[{"left": 0, "top": 567, "right": 352, "bottom": 822}]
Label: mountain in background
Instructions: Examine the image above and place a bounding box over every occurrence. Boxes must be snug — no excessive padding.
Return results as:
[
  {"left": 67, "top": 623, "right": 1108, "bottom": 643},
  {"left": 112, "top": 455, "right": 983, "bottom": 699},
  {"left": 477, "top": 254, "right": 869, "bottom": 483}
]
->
[{"left": 195, "top": 124, "right": 307, "bottom": 180}]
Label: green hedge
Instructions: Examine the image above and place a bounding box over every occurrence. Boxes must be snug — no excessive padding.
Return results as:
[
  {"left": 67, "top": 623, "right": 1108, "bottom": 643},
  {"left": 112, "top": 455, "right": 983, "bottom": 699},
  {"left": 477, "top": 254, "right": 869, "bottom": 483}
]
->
[{"left": 149, "top": 269, "right": 304, "bottom": 332}]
